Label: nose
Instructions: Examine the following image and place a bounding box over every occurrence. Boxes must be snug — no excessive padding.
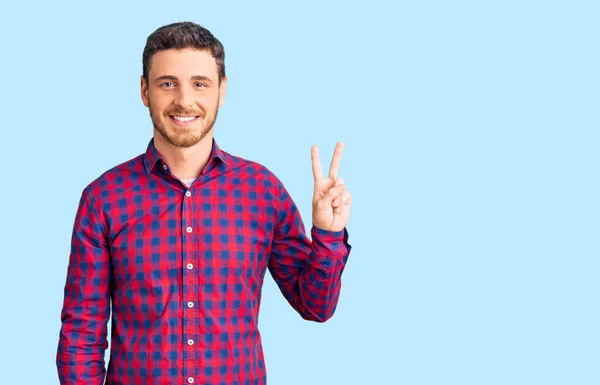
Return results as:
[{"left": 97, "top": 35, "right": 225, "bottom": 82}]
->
[{"left": 174, "top": 84, "right": 195, "bottom": 108}]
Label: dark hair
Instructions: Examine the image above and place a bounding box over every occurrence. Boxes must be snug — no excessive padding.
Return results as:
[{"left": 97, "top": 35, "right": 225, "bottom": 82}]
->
[{"left": 142, "top": 21, "right": 226, "bottom": 83}]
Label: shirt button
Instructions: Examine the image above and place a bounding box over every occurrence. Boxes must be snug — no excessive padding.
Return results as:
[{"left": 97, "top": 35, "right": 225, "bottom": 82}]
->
[
  {"left": 187, "top": 302, "right": 194, "bottom": 308},
  {"left": 188, "top": 377, "right": 194, "bottom": 383},
  {"left": 186, "top": 227, "right": 193, "bottom": 233},
  {"left": 187, "top": 339, "right": 194, "bottom": 345},
  {"left": 187, "top": 263, "right": 194, "bottom": 269},
  {"left": 185, "top": 191, "right": 192, "bottom": 197},
  {"left": 162, "top": 164, "right": 168, "bottom": 170}
]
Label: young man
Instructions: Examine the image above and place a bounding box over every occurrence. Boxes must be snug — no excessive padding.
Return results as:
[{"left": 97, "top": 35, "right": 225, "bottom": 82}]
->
[{"left": 57, "top": 22, "right": 352, "bottom": 385}]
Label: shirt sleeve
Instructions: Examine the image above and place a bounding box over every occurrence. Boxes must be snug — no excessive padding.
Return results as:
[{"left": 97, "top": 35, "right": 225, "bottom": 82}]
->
[
  {"left": 268, "top": 184, "right": 351, "bottom": 322},
  {"left": 56, "top": 189, "right": 110, "bottom": 385}
]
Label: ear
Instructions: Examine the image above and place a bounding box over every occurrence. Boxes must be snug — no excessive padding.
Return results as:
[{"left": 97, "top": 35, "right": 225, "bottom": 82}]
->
[
  {"left": 218, "top": 76, "right": 227, "bottom": 107},
  {"left": 141, "top": 75, "right": 149, "bottom": 107}
]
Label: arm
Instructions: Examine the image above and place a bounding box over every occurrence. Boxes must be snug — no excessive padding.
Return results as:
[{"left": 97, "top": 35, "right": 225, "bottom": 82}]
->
[
  {"left": 269, "top": 142, "right": 352, "bottom": 322},
  {"left": 56, "top": 189, "right": 110, "bottom": 385},
  {"left": 268, "top": 186, "right": 351, "bottom": 322}
]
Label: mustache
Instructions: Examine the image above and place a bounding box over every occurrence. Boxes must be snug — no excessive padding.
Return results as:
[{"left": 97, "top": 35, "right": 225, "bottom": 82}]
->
[{"left": 166, "top": 109, "right": 204, "bottom": 117}]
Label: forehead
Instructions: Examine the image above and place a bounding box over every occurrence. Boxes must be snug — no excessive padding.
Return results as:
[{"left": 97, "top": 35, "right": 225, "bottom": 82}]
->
[{"left": 149, "top": 48, "right": 218, "bottom": 79}]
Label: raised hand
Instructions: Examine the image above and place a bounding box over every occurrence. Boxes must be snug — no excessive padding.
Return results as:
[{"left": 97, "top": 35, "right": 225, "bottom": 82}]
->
[{"left": 311, "top": 142, "right": 352, "bottom": 232}]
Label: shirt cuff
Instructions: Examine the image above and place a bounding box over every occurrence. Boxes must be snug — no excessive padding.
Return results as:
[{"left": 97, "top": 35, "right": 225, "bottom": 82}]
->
[{"left": 310, "top": 226, "right": 351, "bottom": 261}]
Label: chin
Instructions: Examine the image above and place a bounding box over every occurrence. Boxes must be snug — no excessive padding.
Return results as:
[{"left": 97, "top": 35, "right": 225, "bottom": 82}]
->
[{"left": 171, "top": 134, "right": 203, "bottom": 148}]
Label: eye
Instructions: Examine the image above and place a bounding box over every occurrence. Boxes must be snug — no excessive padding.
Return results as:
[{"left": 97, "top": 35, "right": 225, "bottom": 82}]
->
[
  {"left": 194, "top": 83, "right": 207, "bottom": 88},
  {"left": 160, "top": 82, "right": 176, "bottom": 87}
]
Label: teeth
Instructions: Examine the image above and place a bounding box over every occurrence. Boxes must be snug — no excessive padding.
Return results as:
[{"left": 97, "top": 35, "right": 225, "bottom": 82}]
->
[{"left": 173, "top": 116, "right": 196, "bottom": 122}]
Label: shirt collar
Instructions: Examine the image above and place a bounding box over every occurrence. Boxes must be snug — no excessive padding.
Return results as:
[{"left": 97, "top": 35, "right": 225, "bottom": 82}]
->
[{"left": 143, "top": 137, "right": 230, "bottom": 174}]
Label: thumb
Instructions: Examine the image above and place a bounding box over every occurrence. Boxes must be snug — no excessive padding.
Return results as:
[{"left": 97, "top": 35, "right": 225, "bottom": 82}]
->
[{"left": 318, "top": 183, "right": 344, "bottom": 207}]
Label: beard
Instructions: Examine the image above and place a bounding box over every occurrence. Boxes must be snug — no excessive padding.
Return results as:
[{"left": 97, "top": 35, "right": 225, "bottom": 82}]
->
[{"left": 149, "top": 99, "right": 219, "bottom": 148}]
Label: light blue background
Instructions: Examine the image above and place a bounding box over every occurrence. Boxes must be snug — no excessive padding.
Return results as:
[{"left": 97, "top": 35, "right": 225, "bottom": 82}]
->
[{"left": 0, "top": 1, "right": 598, "bottom": 384}]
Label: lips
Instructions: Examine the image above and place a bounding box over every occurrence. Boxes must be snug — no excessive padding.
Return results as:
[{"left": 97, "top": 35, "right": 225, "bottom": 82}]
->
[{"left": 169, "top": 115, "right": 200, "bottom": 127}]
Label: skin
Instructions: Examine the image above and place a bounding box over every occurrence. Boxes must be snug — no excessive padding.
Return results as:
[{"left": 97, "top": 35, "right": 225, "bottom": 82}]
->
[
  {"left": 141, "top": 47, "right": 351, "bottom": 231},
  {"left": 311, "top": 142, "right": 352, "bottom": 232},
  {"left": 141, "top": 48, "right": 226, "bottom": 179}
]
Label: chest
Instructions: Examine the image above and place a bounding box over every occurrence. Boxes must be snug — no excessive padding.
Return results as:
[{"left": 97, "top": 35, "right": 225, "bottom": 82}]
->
[{"left": 105, "top": 180, "right": 279, "bottom": 290}]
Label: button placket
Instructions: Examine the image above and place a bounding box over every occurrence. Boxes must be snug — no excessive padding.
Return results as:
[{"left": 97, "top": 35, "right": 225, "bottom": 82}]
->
[{"left": 181, "top": 182, "right": 197, "bottom": 373}]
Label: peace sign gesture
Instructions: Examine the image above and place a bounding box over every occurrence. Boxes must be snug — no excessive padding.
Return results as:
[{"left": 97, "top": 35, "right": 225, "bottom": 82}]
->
[{"left": 311, "top": 142, "right": 352, "bottom": 232}]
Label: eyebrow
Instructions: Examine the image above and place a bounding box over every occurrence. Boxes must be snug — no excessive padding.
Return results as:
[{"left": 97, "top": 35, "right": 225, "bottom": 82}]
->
[{"left": 154, "top": 75, "right": 214, "bottom": 84}]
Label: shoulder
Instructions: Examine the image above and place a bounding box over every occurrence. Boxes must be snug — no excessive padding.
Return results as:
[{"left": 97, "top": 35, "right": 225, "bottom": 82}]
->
[
  {"left": 80, "top": 153, "right": 145, "bottom": 200},
  {"left": 223, "top": 150, "right": 286, "bottom": 191}
]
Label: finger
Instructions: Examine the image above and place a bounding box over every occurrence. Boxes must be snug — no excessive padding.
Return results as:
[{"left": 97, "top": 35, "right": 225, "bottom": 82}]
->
[
  {"left": 335, "top": 191, "right": 352, "bottom": 214},
  {"left": 335, "top": 190, "right": 351, "bottom": 207},
  {"left": 311, "top": 145, "right": 324, "bottom": 184},
  {"left": 341, "top": 190, "right": 351, "bottom": 205},
  {"left": 332, "top": 181, "right": 345, "bottom": 206},
  {"left": 328, "top": 142, "right": 344, "bottom": 180},
  {"left": 320, "top": 183, "right": 343, "bottom": 206}
]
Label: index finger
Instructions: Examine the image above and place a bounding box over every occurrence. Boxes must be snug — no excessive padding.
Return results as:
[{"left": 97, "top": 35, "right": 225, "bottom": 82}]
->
[
  {"left": 328, "top": 142, "right": 345, "bottom": 180},
  {"left": 311, "top": 145, "right": 324, "bottom": 183}
]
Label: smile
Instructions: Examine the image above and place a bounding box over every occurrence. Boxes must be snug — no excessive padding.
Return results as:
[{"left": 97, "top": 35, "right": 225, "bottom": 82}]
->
[{"left": 169, "top": 116, "right": 200, "bottom": 126}]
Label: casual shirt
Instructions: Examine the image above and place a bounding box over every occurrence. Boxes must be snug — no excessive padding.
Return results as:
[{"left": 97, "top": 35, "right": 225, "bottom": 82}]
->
[{"left": 57, "top": 138, "right": 351, "bottom": 385}]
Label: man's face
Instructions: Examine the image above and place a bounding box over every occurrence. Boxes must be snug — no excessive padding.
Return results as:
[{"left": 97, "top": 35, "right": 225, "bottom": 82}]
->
[{"left": 141, "top": 48, "right": 227, "bottom": 148}]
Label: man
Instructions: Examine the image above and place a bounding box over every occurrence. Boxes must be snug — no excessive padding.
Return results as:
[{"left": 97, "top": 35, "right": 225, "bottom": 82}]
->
[{"left": 57, "top": 21, "right": 351, "bottom": 385}]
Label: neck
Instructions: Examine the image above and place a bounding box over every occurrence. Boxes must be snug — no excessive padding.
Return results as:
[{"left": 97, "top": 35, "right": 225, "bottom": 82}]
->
[{"left": 153, "top": 130, "right": 213, "bottom": 180}]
